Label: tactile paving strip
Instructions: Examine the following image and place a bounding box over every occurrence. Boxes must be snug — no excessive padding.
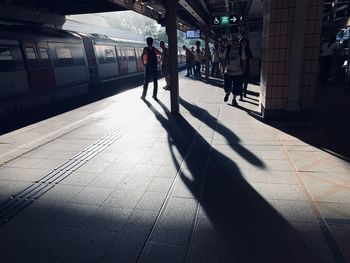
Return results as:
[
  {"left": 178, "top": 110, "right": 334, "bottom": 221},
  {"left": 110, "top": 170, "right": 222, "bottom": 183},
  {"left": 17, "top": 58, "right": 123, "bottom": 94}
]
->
[{"left": 0, "top": 123, "right": 136, "bottom": 225}]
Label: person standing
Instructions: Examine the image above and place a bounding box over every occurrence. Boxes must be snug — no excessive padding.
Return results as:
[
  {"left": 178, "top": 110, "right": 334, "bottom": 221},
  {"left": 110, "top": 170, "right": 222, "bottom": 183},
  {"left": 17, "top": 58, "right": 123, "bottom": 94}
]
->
[
  {"left": 141, "top": 37, "right": 161, "bottom": 99},
  {"left": 191, "top": 46, "right": 196, "bottom": 75},
  {"left": 183, "top": 45, "right": 193, "bottom": 77},
  {"left": 194, "top": 41, "right": 202, "bottom": 78},
  {"left": 160, "top": 41, "right": 170, "bottom": 90},
  {"left": 223, "top": 37, "right": 243, "bottom": 106},
  {"left": 211, "top": 47, "right": 220, "bottom": 77},
  {"left": 320, "top": 35, "right": 339, "bottom": 85},
  {"left": 240, "top": 38, "right": 253, "bottom": 99}
]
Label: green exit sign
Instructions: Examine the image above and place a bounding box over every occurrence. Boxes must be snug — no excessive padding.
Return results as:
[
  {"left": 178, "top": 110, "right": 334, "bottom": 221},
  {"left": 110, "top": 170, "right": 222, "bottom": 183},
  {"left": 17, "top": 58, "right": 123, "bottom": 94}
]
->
[{"left": 220, "top": 16, "right": 230, "bottom": 25}]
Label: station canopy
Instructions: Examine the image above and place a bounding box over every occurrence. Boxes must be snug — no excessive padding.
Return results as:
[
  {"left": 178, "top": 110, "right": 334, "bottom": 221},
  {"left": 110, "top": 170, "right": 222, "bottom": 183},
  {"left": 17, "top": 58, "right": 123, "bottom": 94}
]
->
[
  {"left": 7, "top": 1, "right": 349, "bottom": 40},
  {"left": 6, "top": 0, "right": 263, "bottom": 40}
]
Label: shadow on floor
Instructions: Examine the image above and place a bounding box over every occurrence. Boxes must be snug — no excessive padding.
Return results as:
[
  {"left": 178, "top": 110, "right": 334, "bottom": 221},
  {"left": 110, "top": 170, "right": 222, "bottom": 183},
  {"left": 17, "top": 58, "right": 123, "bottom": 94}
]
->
[
  {"left": 266, "top": 85, "right": 350, "bottom": 161},
  {"left": 142, "top": 98, "right": 307, "bottom": 262}
]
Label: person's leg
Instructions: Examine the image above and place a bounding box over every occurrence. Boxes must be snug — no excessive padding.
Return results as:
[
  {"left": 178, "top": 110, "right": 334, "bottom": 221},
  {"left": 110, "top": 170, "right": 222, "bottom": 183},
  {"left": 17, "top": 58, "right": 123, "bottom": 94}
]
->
[
  {"left": 166, "top": 76, "right": 170, "bottom": 86},
  {"left": 142, "top": 70, "right": 151, "bottom": 98},
  {"left": 243, "top": 66, "right": 249, "bottom": 97},
  {"left": 223, "top": 73, "right": 231, "bottom": 102},
  {"left": 197, "top": 62, "right": 201, "bottom": 77},
  {"left": 186, "top": 61, "right": 190, "bottom": 76},
  {"left": 215, "top": 62, "right": 219, "bottom": 76},
  {"left": 232, "top": 75, "right": 243, "bottom": 105},
  {"left": 152, "top": 70, "right": 158, "bottom": 98}
]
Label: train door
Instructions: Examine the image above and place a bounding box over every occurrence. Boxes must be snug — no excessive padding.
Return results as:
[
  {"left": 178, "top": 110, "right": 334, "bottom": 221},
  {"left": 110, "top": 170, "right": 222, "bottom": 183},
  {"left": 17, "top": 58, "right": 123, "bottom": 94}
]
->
[
  {"left": 36, "top": 42, "right": 55, "bottom": 89},
  {"left": 126, "top": 48, "right": 137, "bottom": 74},
  {"left": 117, "top": 47, "right": 128, "bottom": 75},
  {"left": 22, "top": 41, "right": 54, "bottom": 90},
  {"left": 136, "top": 48, "right": 144, "bottom": 72},
  {"left": 81, "top": 36, "right": 98, "bottom": 86}
]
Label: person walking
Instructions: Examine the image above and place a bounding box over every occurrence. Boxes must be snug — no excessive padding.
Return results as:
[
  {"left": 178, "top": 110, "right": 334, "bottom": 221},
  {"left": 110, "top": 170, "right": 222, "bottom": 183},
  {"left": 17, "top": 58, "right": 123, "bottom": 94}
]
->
[
  {"left": 240, "top": 38, "right": 253, "bottom": 99},
  {"left": 160, "top": 41, "right": 170, "bottom": 90},
  {"left": 141, "top": 37, "right": 161, "bottom": 99},
  {"left": 223, "top": 37, "right": 243, "bottom": 106}
]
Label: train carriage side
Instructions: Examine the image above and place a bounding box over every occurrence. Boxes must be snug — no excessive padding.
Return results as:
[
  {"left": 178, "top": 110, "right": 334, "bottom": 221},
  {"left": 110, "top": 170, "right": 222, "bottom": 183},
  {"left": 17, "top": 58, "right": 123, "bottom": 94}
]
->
[
  {"left": 0, "top": 26, "right": 90, "bottom": 114},
  {"left": 47, "top": 37, "right": 89, "bottom": 93},
  {"left": 79, "top": 34, "right": 145, "bottom": 85},
  {"left": 111, "top": 38, "right": 145, "bottom": 76},
  {"left": 0, "top": 39, "right": 30, "bottom": 102}
]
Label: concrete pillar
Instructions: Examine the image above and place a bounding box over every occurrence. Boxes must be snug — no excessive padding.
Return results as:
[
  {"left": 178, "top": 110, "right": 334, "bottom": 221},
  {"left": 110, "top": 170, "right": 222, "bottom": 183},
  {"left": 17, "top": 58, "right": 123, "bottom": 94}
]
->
[
  {"left": 285, "top": 0, "right": 308, "bottom": 111},
  {"left": 164, "top": 0, "right": 179, "bottom": 114},
  {"left": 260, "top": 0, "right": 323, "bottom": 119}
]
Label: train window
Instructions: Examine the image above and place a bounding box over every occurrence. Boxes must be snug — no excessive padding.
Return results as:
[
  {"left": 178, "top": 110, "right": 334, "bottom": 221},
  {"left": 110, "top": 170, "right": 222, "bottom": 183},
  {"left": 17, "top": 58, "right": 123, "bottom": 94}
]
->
[
  {"left": 0, "top": 47, "right": 14, "bottom": 72},
  {"left": 117, "top": 48, "right": 126, "bottom": 61},
  {"left": 25, "top": 47, "right": 38, "bottom": 68},
  {"left": 70, "top": 47, "right": 85, "bottom": 66},
  {"left": 38, "top": 48, "right": 51, "bottom": 67},
  {"left": 50, "top": 43, "right": 85, "bottom": 67},
  {"left": 96, "top": 45, "right": 116, "bottom": 64},
  {"left": 126, "top": 49, "right": 135, "bottom": 61},
  {"left": 55, "top": 47, "right": 74, "bottom": 67},
  {"left": 56, "top": 48, "right": 72, "bottom": 59},
  {"left": 39, "top": 48, "right": 49, "bottom": 59}
]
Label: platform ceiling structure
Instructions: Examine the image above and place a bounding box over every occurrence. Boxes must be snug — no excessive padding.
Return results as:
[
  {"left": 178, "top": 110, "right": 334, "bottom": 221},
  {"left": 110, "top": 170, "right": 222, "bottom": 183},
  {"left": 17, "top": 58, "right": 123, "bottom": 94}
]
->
[{"left": 3, "top": 0, "right": 263, "bottom": 40}]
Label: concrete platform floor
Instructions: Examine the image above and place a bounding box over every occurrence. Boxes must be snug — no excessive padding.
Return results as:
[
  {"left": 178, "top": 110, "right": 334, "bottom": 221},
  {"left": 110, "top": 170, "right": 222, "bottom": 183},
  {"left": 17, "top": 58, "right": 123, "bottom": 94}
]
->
[{"left": 0, "top": 74, "right": 349, "bottom": 263}]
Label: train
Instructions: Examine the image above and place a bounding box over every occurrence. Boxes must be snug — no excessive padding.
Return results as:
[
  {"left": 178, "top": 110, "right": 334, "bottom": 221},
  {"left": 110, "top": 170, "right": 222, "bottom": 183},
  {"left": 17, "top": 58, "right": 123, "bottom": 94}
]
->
[{"left": 0, "top": 24, "right": 186, "bottom": 115}]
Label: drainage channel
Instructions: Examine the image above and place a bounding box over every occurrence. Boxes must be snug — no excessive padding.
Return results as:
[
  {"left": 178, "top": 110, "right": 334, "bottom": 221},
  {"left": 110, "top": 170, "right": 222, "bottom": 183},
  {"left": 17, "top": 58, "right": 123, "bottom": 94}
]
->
[{"left": 0, "top": 125, "right": 132, "bottom": 226}]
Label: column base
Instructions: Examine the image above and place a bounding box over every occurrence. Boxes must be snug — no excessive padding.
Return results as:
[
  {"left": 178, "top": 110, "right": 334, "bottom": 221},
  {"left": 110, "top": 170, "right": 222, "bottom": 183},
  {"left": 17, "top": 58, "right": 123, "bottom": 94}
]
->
[{"left": 261, "top": 104, "right": 313, "bottom": 120}]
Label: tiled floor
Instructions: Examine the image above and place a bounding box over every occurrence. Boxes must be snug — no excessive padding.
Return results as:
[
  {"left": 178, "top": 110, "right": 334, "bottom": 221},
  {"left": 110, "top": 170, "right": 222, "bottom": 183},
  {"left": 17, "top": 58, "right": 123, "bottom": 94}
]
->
[{"left": 0, "top": 75, "right": 349, "bottom": 262}]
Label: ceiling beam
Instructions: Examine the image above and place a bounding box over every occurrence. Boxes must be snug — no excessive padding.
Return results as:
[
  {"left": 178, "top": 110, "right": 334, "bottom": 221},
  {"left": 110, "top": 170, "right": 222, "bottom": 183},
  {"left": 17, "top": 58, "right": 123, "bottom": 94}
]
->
[{"left": 178, "top": 0, "right": 207, "bottom": 26}]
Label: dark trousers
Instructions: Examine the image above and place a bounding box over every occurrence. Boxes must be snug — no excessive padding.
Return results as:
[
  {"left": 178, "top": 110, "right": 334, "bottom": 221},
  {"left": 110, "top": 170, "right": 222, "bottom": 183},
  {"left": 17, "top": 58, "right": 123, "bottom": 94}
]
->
[
  {"left": 224, "top": 74, "right": 243, "bottom": 96},
  {"left": 142, "top": 69, "right": 158, "bottom": 97},
  {"left": 195, "top": 62, "right": 201, "bottom": 77},
  {"left": 186, "top": 60, "right": 192, "bottom": 75},
  {"left": 242, "top": 65, "right": 250, "bottom": 97},
  {"left": 211, "top": 62, "right": 219, "bottom": 76},
  {"left": 320, "top": 56, "right": 332, "bottom": 85}
]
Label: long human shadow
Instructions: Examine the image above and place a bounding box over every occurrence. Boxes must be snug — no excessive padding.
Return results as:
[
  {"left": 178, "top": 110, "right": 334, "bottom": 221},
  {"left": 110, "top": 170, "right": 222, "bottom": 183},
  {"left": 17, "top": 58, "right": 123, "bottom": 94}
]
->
[
  {"left": 142, "top": 99, "right": 301, "bottom": 261},
  {"left": 179, "top": 97, "right": 265, "bottom": 169}
]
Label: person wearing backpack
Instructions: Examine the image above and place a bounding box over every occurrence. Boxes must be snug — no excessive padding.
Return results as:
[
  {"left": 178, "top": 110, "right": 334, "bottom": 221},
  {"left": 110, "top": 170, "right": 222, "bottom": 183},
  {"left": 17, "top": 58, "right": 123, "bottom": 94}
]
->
[
  {"left": 141, "top": 37, "right": 161, "bottom": 99},
  {"left": 223, "top": 37, "right": 243, "bottom": 106}
]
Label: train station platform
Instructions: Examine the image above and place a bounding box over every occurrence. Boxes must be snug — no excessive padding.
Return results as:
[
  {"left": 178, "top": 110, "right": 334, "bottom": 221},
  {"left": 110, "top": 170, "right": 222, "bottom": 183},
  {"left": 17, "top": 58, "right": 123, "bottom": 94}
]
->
[{"left": 0, "top": 74, "right": 349, "bottom": 263}]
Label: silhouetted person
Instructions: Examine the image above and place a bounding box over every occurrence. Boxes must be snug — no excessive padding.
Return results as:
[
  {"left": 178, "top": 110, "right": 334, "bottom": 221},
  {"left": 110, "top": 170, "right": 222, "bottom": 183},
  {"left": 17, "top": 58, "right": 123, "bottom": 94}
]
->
[
  {"left": 141, "top": 37, "right": 161, "bottom": 99},
  {"left": 194, "top": 41, "right": 202, "bottom": 78},
  {"left": 160, "top": 41, "right": 170, "bottom": 90},
  {"left": 211, "top": 47, "right": 220, "bottom": 77},
  {"left": 240, "top": 38, "right": 253, "bottom": 99},
  {"left": 191, "top": 46, "right": 196, "bottom": 75},
  {"left": 183, "top": 45, "right": 193, "bottom": 77},
  {"left": 320, "top": 35, "right": 339, "bottom": 85},
  {"left": 223, "top": 37, "right": 243, "bottom": 106}
]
